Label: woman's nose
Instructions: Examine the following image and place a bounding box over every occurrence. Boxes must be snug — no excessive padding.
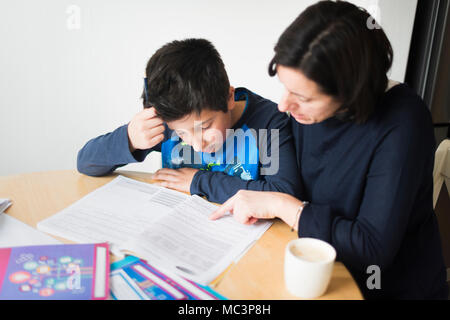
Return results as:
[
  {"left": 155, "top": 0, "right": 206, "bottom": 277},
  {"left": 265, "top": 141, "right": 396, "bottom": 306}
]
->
[
  {"left": 278, "top": 100, "right": 289, "bottom": 113},
  {"left": 278, "top": 93, "right": 295, "bottom": 113}
]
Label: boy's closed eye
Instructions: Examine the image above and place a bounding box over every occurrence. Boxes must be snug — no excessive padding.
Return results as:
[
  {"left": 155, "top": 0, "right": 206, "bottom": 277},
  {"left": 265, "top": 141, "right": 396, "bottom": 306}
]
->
[
  {"left": 175, "top": 120, "right": 212, "bottom": 136},
  {"left": 202, "top": 122, "right": 212, "bottom": 130}
]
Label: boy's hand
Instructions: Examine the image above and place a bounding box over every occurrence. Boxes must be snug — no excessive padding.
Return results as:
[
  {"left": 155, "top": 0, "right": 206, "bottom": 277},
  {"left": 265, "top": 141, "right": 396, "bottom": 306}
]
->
[
  {"left": 127, "top": 107, "right": 165, "bottom": 152},
  {"left": 153, "top": 168, "right": 199, "bottom": 193}
]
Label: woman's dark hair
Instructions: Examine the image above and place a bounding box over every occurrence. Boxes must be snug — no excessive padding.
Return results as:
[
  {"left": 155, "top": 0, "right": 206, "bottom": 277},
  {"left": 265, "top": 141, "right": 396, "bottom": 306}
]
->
[
  {"left": 143, "top": 38, "right": 230, "bottom": 122},
  {"left": 269, "top": 0, "right": 393, "bottom": 123}
]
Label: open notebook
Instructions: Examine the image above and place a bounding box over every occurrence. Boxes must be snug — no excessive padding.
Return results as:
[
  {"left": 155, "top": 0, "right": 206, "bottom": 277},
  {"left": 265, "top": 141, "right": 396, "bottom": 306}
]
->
[{"left": 37, "top": 176, "right": 271, "bottom": 285}]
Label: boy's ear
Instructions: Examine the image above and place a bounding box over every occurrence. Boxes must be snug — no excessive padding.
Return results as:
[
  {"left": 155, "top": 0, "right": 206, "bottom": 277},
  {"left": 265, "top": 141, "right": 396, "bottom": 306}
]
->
[{"left": 227, "top": 86, "right": 235, "bottom": 110}]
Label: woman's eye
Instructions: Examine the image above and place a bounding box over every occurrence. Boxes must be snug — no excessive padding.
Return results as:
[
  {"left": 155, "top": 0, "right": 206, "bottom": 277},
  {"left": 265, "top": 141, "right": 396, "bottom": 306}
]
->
[
  {"left": 202, "top": 124, "right": 212, "bottom": 130},
  {"left": 298, "top": 97, "right": 310, "bottom": 103}
]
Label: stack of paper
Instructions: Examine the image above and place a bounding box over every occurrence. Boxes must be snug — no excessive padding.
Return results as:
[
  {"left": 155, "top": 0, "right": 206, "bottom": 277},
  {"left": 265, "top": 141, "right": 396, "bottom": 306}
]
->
[
  {"left": 38, "top": 176, "right": 272, "bottom": 285},
  {"left": 0, "top": 214, "right": 61, "bottom": 248},
  {"left": 0, "top": 198, "right": 11, "bottom": 213}
]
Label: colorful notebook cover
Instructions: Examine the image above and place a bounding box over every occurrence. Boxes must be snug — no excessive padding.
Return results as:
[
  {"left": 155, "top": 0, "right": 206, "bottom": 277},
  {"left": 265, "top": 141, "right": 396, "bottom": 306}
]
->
[
  {"left": 0, "top": 243, "right": 109, "bottom": 300},
  {"left": 110, "top": 256, "right": 226, "bottom": 300}
]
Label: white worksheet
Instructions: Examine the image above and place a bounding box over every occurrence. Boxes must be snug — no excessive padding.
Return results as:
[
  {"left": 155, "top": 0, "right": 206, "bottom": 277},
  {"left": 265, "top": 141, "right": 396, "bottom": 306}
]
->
[{"left": 37, "top": 175, "right": 272, "bottom": 285}]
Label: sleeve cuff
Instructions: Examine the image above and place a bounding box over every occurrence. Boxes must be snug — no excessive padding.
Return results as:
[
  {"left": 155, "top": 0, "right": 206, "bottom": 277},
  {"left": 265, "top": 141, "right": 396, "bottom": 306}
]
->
[
  {"left": 190, "top": 170, "right": 207, "bottom": 197},
  {"left": 297, "top": 203, "right": 334, "bottom": 243}
]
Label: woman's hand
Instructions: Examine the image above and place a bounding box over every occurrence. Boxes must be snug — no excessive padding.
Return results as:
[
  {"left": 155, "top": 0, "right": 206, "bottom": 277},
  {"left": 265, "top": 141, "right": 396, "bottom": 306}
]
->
[{"left": 209, "top": 190, "right": 305, "bottom": 230}]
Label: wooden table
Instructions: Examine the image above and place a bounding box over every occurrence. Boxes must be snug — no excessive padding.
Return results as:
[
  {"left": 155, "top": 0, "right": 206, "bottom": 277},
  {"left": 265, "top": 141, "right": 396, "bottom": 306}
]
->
[{"left": 0, "top": 170, "right": 363, "bottom": 300}]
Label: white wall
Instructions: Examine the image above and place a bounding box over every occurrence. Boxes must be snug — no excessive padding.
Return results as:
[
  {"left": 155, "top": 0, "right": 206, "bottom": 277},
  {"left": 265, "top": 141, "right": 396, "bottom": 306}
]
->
[{"left": 0, "top": 0, "right": 417, "bottom": 176}]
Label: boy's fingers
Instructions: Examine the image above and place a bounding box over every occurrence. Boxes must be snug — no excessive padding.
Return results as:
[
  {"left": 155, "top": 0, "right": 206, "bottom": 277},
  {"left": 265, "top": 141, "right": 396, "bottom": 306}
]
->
[
  {"left": 155, "top": 181, "right": 175, "bottom": 189},
  {"left": 155, "top": 168, "right": 180, "bottom": 176},
  {"left": 209, "top": 197, "right": 235, "bottom": 221},
  {"left": 146, "top": 124, "right": 165, "bottom": 137},
  {"left": 141, "top": 107, "right": 158, "bottom": 119},
  {"left": 153, "top": 173, "right": 179, "bottom": 182},
  {"left": 147, "top": 134, "right": 164, "bottom": 147},
  {"left": 143, "top": 117, "right": 164, "bottom": 129}
]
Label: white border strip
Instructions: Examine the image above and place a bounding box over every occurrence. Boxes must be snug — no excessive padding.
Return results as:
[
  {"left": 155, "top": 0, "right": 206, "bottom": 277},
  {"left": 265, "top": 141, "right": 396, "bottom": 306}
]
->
[
  {"left": 161, "top": 268, "right": 215, "bottom": 300},
  {"left": 110, "top": 270, "right": 149, "bottom": 300},
  {"left": 133, "top": 265, "right": 185, "bottom": 299},
  {"left": 94, "top": 246, "right": 107, "bottom": 298}
]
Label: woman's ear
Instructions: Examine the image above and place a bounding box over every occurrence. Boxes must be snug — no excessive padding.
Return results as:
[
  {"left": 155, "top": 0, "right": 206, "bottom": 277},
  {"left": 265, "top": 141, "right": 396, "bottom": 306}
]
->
[{"left": 227, "top": 86, "right": 235, "bottom": 110}]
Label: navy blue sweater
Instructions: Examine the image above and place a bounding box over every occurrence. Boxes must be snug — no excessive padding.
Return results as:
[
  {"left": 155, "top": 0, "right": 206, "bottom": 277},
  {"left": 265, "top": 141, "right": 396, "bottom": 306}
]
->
[
  {"left": 77, "top": 87, "right": 302, "bottom": 204},
  {"left": 294, "top": 84, "right": 448, "bottom": 299}
]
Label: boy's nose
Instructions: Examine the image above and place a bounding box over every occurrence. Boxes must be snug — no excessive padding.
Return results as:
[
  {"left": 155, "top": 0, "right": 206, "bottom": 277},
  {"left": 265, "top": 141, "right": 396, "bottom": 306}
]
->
[{"left": 192, "top": 137, "right": 206, "bottom": 153}]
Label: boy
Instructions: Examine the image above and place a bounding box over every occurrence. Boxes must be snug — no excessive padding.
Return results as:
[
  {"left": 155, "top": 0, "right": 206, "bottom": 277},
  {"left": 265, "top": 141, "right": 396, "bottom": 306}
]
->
[{"left": 77, "top": 38, "right": 301, "bottom": 204}]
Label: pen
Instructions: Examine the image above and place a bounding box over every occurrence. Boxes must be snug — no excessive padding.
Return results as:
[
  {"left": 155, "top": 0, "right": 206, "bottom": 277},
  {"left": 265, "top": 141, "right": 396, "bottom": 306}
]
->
[
  {"left": 176, "top": 265, "right": 196, "bottom": 275},
  {"left": 143, "top": 77, "right": 149, "bottom": 104}
]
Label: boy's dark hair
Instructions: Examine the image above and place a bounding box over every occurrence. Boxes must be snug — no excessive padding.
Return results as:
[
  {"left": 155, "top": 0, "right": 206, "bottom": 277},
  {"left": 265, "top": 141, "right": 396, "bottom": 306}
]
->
[
  {"left": 268, "top": 0, "right": 393, "bottom": 124},
  {"left": 143, "top": 38, "right": 230, "bottom": 122}
]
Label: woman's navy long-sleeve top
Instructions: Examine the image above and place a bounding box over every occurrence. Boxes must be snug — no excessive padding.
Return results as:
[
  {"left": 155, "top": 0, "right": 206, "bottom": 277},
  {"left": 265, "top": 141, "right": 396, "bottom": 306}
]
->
[{"left": 293, "top": 84, "right": 448, "bottom": 299}]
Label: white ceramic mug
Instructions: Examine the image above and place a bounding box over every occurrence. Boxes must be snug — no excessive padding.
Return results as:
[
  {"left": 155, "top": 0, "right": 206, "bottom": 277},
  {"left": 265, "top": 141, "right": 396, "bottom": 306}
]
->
[{"left": 284, "top": 237, "right": 336, "bottom": 299}]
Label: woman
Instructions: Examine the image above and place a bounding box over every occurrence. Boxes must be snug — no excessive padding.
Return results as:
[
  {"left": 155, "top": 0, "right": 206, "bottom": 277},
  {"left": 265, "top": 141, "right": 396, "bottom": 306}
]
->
[{"left": 210, "top": 1, "right": 448, "bottom": 299}]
